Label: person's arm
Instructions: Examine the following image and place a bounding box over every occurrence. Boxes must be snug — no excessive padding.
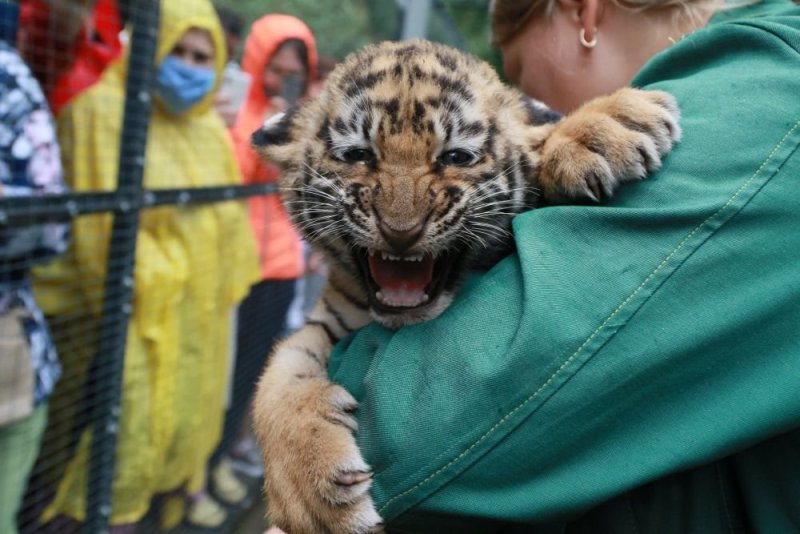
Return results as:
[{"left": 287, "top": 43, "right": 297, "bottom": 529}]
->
[
  {"left": 0, "top": 49, "right": 69, "bottom": 265},
  {"left": 329, "top": 10, "right": 800, "bottom": 529}
]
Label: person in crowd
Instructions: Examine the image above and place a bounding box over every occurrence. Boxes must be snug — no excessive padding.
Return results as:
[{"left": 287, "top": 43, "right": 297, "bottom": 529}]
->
[
  {"left": 18, "top": 0, "right": 123, "bottom": 115},
  {"left": 212, "top": 4, "right": 250, "bottom": 127},
  {"left": 213, "top": 3, "right": 244, "bottom": 62},
  {"left": 285, "top": 54, "right": 335, "bottom": 336},
  {"left": 208, "top": 12, "right": 317, "bottom": 502},
  {"left": 0, "top": 39, "right": 69, "bottom": 534},
  {"left": 307, "top": 54, "right": 337, "bottom": 99},
  {"left": 32, "top": 0, "right": 259, "bottom": 529},
  {"left": 312, "top": 0, "right": 800, "bottom": 531},
  {"left": 284, "top": 55, "right": 336, "bottom": 342}
]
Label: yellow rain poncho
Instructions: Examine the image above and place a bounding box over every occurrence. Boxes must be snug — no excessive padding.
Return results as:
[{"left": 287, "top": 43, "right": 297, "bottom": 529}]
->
[{"left": 33, "top": 0, "right": 260, "bottom": 524}]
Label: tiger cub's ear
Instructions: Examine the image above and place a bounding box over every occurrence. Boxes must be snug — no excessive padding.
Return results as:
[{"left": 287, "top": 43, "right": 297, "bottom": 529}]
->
[
  {"left": 511, "top": 95, "right": 563, "bottom": 154},
  {"left": 250, "top": 107, "right": 300, "bottom": 168},
  {"left": 520, "top": 96, "right": 563, "bottom": 126}
]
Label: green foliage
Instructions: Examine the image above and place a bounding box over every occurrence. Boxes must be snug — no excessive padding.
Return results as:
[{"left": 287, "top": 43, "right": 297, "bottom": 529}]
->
[
  {"left": 430, "top": 0, "right": 504, "bottom": 75},
  {"left": 213, "top": 0, "right": 394, "bottom": 61}
]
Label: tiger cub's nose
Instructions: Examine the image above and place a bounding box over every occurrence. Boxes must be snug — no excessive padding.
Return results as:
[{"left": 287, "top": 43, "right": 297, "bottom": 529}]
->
[{"left": 378, "top": 218, "right": 426, "bottom": 253}]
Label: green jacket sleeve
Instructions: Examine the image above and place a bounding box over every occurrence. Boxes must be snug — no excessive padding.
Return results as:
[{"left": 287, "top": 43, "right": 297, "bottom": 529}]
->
[{"left": 329, "top": 2, "right": 800, "bottom": 531}]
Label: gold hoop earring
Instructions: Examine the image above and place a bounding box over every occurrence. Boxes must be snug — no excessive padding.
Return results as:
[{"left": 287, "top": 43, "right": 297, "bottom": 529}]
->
[{"left": 580, "top": 28, "right": 598, "bottom": 49}]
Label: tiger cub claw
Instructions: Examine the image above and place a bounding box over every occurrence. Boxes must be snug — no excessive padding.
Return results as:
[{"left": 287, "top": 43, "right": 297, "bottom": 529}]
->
[{"left": 539, "top": 88, "right": 681, "bottom": 202}]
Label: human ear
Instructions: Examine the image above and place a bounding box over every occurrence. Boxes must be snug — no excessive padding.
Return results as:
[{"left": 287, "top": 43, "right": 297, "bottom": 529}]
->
[{"left": 558, "top": 0, "right": 604, "bottom": 44}]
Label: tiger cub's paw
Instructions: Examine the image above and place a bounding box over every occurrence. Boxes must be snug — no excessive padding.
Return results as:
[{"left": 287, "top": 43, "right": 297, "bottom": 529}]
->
[
  {"left": 539, "top": 88, "right": 681, "bottom": 202},
  {"left": 258, "top": 379, "right": 384, "bottom": 534}
]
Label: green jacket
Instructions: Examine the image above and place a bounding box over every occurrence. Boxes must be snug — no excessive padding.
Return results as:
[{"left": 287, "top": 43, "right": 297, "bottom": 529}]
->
[{"left": 329, "top": 0, "right": 800, "bottom": 531}]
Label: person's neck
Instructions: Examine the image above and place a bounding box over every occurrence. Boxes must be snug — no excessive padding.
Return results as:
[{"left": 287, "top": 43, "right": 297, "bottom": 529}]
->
[
  {"left": 605, "top": 6, "right": 714, "bottom": 85},
  {"left": 634, "top": 7, "right": 715, "bottom": 59}
]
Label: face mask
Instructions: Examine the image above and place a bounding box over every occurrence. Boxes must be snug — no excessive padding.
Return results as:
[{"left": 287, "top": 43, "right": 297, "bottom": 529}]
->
[{"left": 154, "top": 55, "right": 216, "bottom": 115}]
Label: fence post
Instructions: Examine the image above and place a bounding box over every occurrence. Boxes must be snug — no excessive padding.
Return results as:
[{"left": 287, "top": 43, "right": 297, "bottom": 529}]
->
[{"left": 85, "top": 1, "right": 160, "bottom": 531}]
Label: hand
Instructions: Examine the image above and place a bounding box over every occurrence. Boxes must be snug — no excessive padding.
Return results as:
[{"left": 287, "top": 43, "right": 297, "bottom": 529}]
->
[{"left": 213, "top": 91, "right": 238, "bottom": 127}]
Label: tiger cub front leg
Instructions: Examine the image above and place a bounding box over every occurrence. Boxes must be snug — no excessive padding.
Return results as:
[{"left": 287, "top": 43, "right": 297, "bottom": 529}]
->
[
  {"left": 252, "top": 276, "right": 381, "bottom": 534},
  {"left": 538, "top": 88, "right": 681, "bottom": 202}
]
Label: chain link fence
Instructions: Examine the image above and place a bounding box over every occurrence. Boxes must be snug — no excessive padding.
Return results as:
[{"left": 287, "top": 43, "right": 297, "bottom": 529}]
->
[
  {"left": 1, "top": 1, "right": 288, "bottom": 532},
  {"left": 1, "top": 0, "right": 493, "bottom": 531}
]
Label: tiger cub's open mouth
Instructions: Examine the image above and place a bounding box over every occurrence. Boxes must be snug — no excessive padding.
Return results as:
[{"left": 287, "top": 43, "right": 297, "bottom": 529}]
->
[{"left": 355, "top": 249, "right": 455, "bottom": 314}]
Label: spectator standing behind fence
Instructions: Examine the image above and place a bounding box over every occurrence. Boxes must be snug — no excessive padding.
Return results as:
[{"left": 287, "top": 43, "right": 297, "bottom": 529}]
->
[
  {"left": 307, "top": 54, "right": 337, "bottom": 99},
  {"left": 18, "top": 0, "right": 124, "bottom": 116},
  {"left": 32, "top": 0, "right": 259, "bottom": 529},
  {"left": 213, "top": 3, "right": 244, "bottom": 62},
  {"left": 208, "top": 12, "right": 317, "bottom": 500},
  {"left": 0, "top": 40, "right": 69, "bottom": 534},
  {"left": 212, "top": 4, "right": 250, "bottom": 127}
]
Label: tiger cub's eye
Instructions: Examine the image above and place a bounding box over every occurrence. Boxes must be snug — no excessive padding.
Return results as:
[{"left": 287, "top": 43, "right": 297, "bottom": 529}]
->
[
  {"left": 438, "top": 149, "right": 475, "bottom": 166},
  {"left": 342, "top": 148, "right": 376, "bottom": 164}
]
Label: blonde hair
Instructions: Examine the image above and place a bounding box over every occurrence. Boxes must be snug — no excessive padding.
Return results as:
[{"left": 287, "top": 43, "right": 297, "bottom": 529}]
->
[{"left": 489, "top": 0, "right": 730, "bottom": 45}]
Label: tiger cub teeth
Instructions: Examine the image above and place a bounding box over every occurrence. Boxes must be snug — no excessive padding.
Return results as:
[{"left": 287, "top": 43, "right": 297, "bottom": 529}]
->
[
  {"left": 375, "top": 290, "right": 430, "bottom": 308},
  {"left": 371, "top": 250, "right": 424, "bottom": 262}
]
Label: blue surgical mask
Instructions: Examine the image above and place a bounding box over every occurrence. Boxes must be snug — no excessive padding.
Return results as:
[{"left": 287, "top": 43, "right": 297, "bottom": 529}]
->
[{"left": 154, "top": 55, "right": 216, "bottom": 115}]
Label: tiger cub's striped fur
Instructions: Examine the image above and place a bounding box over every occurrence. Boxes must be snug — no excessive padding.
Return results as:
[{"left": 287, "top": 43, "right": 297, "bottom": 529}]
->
[{"left": 251, "top": 39, "right": 680, "bottom": 533}]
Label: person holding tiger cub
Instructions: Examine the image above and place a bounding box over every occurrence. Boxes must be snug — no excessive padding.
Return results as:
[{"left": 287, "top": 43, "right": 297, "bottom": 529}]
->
[{"left": 252, "top": 0, "right": 800, "bottom": 531}]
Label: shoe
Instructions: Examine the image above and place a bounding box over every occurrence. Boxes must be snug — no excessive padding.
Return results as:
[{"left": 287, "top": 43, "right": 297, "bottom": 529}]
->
[
  {"left": 211, "top": 457, "right": 248, "bottom": 504},
  {"left": 186, "top": 493, "right": 227, "bottom": 528}
]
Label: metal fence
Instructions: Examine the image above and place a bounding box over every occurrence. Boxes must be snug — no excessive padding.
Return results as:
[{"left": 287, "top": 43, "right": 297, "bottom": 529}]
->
[{"left": 1, "top": 1, "right": 279, "bottom": 532}]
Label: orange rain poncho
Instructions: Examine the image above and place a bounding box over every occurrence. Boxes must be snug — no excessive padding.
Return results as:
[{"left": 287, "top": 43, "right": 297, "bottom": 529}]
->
[
  {"left": 33, "top": 0, "right": 259, "bottom": 524},
  {"left": 231, "top": 14, "right": 318, "bottom": 281}
]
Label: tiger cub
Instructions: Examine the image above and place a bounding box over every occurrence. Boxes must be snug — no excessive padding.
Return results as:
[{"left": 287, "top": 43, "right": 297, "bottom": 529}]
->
[{"left": 251, "top": 39, "right": 680, "bottom": 533}]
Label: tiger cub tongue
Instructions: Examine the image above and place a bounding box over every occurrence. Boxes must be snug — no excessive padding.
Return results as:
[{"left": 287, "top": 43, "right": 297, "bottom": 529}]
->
[{"left": 368, "top": 254, "right": 434, "bottom": 307}]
